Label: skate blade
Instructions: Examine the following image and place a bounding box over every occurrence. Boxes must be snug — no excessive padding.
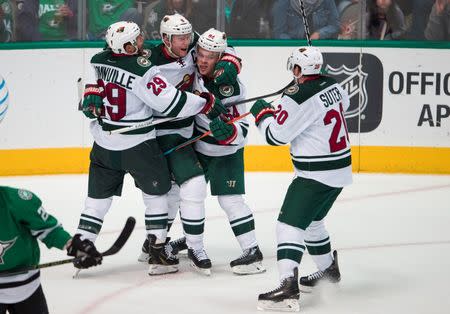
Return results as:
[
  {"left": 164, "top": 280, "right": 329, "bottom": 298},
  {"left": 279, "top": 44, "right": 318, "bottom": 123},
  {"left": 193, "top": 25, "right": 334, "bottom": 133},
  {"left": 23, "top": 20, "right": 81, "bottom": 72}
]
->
[
  {"left": 178, "top": 250, "right": 188, "bottom": 257},
  {"left": 148, "top": 264, "right": 178, "bottom": 276},
  {"left": 232, "top": 261, "right": 266, "bottom": 275},
  {"left": 72, "top": 269, "right": 82, "bottom": 279},
  {"left": 138, "top": 252, "right": 149, "bottom": 263},
  {"left": 257, "top": 299, "right": 300, "bottom": 312},
  {"left": 298, "top": 284, "right": 313, "bottom": 293},
  {"left": 190, "top": 262, "right": 211, "bottom": 276}
]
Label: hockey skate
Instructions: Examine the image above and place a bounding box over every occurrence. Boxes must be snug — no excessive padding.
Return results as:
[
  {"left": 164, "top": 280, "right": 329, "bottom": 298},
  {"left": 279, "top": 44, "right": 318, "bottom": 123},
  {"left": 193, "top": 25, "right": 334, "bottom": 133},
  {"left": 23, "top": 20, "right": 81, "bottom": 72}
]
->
[
  {"left": 188, "top": 248, "right": 212, "bottom": 276},
  {"left": 257, "top": 268, "right": 300, "bottom": 312},
  {"left": 138, "top": 237, "right": 150, "bottom": 262},
  {"left": 168, "top": 236, "right": 188, "bottom": 256},
  {"left": 230, "top": 245, "right": 266, "bottom": 275},
  {"left": 139, "top": 236, "right": 188, "bottom": 262},
  {"left": 299, "top": 250, "right": 341, "bottom": 293},
  {"left": 147, "top": 235, "right": 179, "bottom": 275}
]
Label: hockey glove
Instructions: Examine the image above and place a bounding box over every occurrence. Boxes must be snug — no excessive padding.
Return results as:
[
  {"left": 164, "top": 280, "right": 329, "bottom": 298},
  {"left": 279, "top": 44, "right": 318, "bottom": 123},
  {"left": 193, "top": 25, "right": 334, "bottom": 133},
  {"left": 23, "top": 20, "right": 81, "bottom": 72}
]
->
[
  {"left": 213, "top": 54, "right": 242, "bottom": 85},
  {"left": 250, "top": 99, "right": 276, "bottom": 126},
  {"left": 67, "top": 234, "right": 103, "bottom": 269},
  {"left": 82, "top": 84, "right": 104, "bottom": 119},
  {"left": 200, "top": 92, "right": 227, "bottom": 119},
  {"left": 209, "top": 117, "right": 237, "bottom": 145}
]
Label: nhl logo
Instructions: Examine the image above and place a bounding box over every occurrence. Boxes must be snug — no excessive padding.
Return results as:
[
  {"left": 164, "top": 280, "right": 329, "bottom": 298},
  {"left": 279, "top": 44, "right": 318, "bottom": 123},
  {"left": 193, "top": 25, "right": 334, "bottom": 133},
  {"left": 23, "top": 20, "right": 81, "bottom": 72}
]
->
[{"left": 325, "top": 64, "right": 368, "bottom": 119}]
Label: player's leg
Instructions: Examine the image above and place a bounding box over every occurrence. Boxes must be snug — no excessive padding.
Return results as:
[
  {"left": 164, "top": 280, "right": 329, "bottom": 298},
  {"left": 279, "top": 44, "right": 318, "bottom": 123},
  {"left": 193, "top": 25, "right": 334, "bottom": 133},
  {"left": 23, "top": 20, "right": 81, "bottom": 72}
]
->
[
  {"left": 4, "top": 285, "right": 49, "bottom": 314},
  {"left": 165, "top": 140, "right": 210, "bottom": 274},
  {"left": 203, "top": 148, "right": 265, "bottom": 274},
  {"left": 258, "top": 177, "right": 330, "bottom": 311},
  {"left": 299, "top": 186, "right": 343, "bottom": 292},
  {"left": 138, "top": 182, "right": 180, "bottom": 262},
  {"left": 76, "top": 142, "right": 124, "bottom": 242},
  {"left": 127, "top": 139, "right": 176, "bottom": 275}
]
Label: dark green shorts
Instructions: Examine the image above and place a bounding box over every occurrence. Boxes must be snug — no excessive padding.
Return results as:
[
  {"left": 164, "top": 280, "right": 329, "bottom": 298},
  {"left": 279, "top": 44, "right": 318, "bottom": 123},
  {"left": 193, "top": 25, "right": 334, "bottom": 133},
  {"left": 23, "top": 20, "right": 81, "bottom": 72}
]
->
[
  {"left": 197, "top": 148, "right": 245, "bottom": 196},
  {"left": 278, "top": 177, "right": 342, "bottom": 230},
  {"left": 88, "top": 140, "right": 171, "bottom": 198},
  {"left": 157, "top": 134, "right": 204, "bottom": 185}
]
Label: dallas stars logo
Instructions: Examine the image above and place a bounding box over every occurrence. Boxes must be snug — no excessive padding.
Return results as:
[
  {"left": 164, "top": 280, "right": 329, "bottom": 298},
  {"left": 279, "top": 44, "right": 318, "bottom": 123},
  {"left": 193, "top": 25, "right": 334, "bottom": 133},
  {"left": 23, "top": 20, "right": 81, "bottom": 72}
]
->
[{"left": 0, "top": 237, "right": 17, "bottom": 264}]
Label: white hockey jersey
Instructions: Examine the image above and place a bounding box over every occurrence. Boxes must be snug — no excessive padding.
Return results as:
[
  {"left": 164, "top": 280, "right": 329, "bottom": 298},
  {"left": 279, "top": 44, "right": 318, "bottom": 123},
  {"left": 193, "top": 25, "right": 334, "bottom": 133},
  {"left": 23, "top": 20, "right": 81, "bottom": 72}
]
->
[
  {"left": 88, "top": 48, "right": 206, "bottom": 151},
  {"left": 149, "top": 43, "right": 198, "bottom": 139},
  {"left": 150, "top": 38, "right": 242, "bottom": 139},
  {"left": 257, "top": 76, "right": 352, "bottom": 187},
  {"left": 193, "top": 73, "right": 249, "bottom": 157}
]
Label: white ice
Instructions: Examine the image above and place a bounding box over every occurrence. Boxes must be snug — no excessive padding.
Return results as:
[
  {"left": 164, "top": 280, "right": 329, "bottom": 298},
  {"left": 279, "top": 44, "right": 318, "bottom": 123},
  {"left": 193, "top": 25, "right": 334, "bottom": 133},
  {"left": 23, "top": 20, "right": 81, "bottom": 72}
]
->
[{"left": 2, "top": 172, "right": 450, "bottom": 314}]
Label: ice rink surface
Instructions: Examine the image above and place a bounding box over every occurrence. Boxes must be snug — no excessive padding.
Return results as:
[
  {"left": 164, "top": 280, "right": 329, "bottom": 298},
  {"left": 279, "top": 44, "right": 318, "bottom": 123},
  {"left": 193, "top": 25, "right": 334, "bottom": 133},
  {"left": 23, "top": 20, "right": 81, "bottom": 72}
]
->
[{"left": 2, "top": 172, "right": 450, "bottom": 314}]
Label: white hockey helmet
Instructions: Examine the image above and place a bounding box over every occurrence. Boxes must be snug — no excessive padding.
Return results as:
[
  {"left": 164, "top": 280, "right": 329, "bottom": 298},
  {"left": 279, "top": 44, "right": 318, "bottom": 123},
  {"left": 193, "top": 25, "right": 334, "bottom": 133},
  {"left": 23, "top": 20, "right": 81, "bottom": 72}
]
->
[
  {"left": 160, "top": 13, "right": 193, "bottom": 43},
  {"left": 197, "top": 28, "right": 227, "bottom": 54},
  {"left": 105, "top": 21, "right": 141, "bottom": 54},
  {"left": 0, "top": 75, "right": 9, "bottom": 123},
  {"left": 287, "top": 46, "right": 323, "bottom": 76}
]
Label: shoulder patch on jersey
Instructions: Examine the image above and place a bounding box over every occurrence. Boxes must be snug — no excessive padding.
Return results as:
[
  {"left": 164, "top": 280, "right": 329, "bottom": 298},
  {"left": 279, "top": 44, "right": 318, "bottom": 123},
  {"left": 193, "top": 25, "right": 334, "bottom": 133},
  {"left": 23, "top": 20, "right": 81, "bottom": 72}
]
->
[
  {"left": 219, "top": 85, "right": 234, "bottom": 97},
  {"left": 141, "top": 49, "right": 152, "bottom": 59},
  {"left": 284, "top": 85, "right": 299, "bottom": 95},
  {"left": 18, "top": 189, "right": 33, "bottom": 201},
  {"left": 137, "top": 56, "right": 151, "bottom": 67}
]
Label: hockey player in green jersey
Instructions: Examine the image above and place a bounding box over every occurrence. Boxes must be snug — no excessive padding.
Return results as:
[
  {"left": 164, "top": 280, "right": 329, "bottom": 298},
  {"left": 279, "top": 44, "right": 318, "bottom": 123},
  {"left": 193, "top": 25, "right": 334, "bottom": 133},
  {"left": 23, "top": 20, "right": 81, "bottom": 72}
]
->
[
  {"left": 137, "top": 14, "right": 242, "bottom": 275},
  {"left": 0, "top": 186, "right": 102, "bottom": 314},
  {"left": 76, "top": 21, "right": 226, "bottom": 276},
  {"left": 189, "top": 28, "right": 265, "bottom": 275},
  {"left": 251, "top": 47, "right": 352, "bottom": 312}
]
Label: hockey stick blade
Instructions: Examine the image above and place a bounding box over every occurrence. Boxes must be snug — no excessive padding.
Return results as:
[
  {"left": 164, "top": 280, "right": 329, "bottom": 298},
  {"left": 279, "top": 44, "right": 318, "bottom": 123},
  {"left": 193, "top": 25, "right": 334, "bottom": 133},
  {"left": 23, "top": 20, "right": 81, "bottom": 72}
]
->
[
  {"left": 77, "top": 77, "right": 83, "bottom": 111},
  {"left": 101, "top": 216, "right": 136, "bottom": 256},
  {"left": 0, "top": 217, "right": 136, "bottom": 277}
]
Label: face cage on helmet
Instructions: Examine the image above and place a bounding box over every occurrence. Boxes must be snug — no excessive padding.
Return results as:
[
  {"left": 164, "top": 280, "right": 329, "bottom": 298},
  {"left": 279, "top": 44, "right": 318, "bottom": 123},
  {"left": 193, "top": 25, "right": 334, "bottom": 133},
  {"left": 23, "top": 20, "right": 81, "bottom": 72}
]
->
[{"left": 287, "top": 56, "right": 294, "bottom": 71}]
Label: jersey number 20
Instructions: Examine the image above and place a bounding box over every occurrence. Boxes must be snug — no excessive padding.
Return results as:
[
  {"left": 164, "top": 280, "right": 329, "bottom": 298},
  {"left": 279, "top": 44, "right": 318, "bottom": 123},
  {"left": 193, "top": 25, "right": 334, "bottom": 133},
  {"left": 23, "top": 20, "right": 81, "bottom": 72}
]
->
[{"left": 324, "top": 103, "right": 349, "bottom": 153}]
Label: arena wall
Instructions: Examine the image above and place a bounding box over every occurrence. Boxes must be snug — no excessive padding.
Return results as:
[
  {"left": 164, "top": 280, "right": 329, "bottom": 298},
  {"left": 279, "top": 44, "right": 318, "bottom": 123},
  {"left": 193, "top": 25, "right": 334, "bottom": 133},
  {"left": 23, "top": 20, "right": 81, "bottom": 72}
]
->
[{"left": 0, "top": 40, "right": 449, "bottom": 175}]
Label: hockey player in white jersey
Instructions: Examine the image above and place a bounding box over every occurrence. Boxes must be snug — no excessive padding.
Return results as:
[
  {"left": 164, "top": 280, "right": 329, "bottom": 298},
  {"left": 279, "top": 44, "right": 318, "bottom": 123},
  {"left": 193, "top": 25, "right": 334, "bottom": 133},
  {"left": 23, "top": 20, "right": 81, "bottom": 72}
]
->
[
  {"left": 76, "top": 21, "right": 226, "bottom": 276},
  {"left": 251, "top": 47, "right": 352, "bottom": 311},
  {"left": 188, "top": 28, "right": 265, "bottom": 275},
  {"left": 137, "top": 14, "right": 242, "bottom": 275}
]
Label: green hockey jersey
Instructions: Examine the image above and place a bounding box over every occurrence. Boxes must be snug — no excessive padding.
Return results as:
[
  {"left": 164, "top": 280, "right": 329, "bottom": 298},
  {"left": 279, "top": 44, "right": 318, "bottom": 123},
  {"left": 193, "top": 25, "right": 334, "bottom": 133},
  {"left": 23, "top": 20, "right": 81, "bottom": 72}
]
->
[{"left": 0, "top": 186, "right": 71, "bottom": 303}]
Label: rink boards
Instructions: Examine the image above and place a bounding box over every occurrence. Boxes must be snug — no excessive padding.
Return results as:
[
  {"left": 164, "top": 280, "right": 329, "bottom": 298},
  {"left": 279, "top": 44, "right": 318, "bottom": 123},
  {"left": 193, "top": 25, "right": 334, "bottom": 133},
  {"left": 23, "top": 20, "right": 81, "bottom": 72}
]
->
[{"left": 0, "top": 41, "right": 449, "bottom": 175}]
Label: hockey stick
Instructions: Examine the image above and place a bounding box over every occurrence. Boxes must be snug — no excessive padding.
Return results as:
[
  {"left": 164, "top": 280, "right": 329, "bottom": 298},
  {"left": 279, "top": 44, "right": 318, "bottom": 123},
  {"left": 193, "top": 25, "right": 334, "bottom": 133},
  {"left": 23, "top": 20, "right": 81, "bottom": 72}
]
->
[
  {"left": 0, "top": 217, "right": 136, "bottom": 277},
  {"left": 228, "top": 80, "right": 293, "bottom": 107},
  {"left": 163, "top": 112, "right": 251, "bottom": 156},
  {"left": 107, "top": 116, "right": 186, "bottom": 135},
  {"left": 109, "top": 81, "right": 293, "bottom": 135},
  {"left": 77, "top": 77, "right": 83, "bottom": 111},
  {"left": 298, "top": 0, "right": 312, "bottom": 46}
]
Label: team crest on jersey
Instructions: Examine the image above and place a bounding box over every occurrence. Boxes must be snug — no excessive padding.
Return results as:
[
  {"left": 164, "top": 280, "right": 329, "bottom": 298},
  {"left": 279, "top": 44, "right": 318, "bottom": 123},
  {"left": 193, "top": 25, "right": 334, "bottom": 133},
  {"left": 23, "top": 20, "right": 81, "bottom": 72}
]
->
[
  {"left": 18, "top": 189, "right": 33, "bottom": 200},
  {"left": 137, "top": 56, "right": 151, "bottom": 67},
  {"left": 284, "top": 85, "right": 299, "bottom": 95},
  {"left": 219, "top": 85, "right": 234, "bottom": 97},
  {"left": 0, "top": 237, "right": 17, "bottom": 264}
]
